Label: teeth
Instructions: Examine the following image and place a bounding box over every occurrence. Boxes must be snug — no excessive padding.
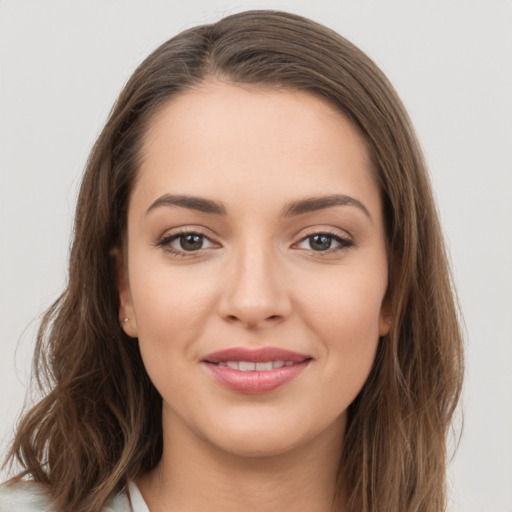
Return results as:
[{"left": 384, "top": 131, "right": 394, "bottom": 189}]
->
[
  {"left": 255, "top": 361, "right": 273, "bottom": 371},
  {"left": 217, "top": 360, "right": 294, "bottom": 371},
  {"left": 239, "top": 361, "right": 256, "bottom": 371}
]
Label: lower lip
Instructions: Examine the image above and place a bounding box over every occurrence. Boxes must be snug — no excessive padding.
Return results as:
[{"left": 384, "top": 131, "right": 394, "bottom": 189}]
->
[{"left": 203, "top": 361, "right": 310, "bottom": 394}]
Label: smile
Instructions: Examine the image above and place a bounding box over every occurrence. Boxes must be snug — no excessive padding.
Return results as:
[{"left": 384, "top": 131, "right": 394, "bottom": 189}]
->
[
  {"left": 216, "top": 360, "right": 295, "bottom": 371},
  {"left": 202, "top": 347, "right": 312, "bottom": 393}
]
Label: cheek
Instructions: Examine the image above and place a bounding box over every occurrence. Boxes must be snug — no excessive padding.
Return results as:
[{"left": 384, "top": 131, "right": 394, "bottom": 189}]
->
[
  {"left": 128, "top": 268, "right": 215, "bottom": 408},
  {"left": 297, "top": 266, "right": 386, "bottom": 379},
  {"left": 128, "top": 260, "right": 216, "bottom": 356},
  {"left": 302, "top": 266, "right": 386, "bottom": 335}
]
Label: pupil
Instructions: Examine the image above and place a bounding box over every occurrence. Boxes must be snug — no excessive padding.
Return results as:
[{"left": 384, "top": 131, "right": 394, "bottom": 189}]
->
[
  {"left": 311, "top": 234, "right": 332, "bottom": 251},
  {"left": 181, "top": 234, "right": 203, "bottom": 251}
]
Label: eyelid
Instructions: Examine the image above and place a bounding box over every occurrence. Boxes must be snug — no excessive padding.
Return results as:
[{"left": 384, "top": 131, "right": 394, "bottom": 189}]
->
[
  {"left": 168, "top": 233, "right": 216, "bottom": 248},
  {"left": 294, "top": 225, "right": 353, "bottom": 242},
  {"left": 156, "top": 225, "right": 219, "bottom": 242},
  {"left": 291, "top": 226, "right": 354, "bottom": 254},
  {"left": 155, "top": 226, "right": 221, "bottom": 255}
]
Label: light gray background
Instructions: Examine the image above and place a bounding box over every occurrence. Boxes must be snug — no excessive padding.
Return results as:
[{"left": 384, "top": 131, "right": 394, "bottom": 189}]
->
[{"left": 1, "top": 1, "right": 511, "bottom": 511}]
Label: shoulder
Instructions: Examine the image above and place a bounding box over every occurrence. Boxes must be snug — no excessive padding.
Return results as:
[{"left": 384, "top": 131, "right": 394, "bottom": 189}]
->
[
  {"left": 0, "top": 481, "right": 54, "bottom": 512},
  {"left": 0, "top": 481, "right": 133, "bottom": 512}
]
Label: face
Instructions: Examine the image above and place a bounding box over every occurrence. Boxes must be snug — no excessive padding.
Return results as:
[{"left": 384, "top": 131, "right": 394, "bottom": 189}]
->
[{"left": 117, "top": 81, "right": 391, "bottom": 458}]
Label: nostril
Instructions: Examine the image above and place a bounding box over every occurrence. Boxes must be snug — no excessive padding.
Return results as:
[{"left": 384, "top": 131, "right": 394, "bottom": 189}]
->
[{"left": 224, "top": 313, "right": 282, "bottom": 326}]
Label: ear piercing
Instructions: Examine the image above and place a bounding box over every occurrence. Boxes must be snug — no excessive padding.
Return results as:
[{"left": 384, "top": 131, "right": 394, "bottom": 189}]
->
[{"left": 121, "top": 317, "right": 129, "bottom": 325}]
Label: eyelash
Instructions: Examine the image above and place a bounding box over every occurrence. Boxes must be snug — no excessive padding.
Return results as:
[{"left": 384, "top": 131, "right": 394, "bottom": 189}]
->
[
  {"left": 293, "top": 230, "right": 354, "bottom": 256},
  {"left": 155, "top": 229, "right": 354, "bottom": 258},
  {"left": 155, "top": 229, "right": 216, "bottom": 258}
]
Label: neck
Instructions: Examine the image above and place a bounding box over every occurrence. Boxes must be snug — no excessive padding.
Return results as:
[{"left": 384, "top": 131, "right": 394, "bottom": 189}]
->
[{"left": 137, "top": 408, "right": 347, "bottom": 512}]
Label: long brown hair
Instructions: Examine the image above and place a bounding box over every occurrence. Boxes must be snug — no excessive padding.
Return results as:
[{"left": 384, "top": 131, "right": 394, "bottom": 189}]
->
[{"left": 5, "top": 10, "right": 463, "bottom": 512}]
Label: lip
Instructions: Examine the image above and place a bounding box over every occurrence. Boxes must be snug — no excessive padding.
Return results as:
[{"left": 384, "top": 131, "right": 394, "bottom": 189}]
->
[
  {"left": 204, "top": 347, "right": 310, "bottom": 363},
  {"left": 202, "top": 347, "right": 312, "bottom": 394}
]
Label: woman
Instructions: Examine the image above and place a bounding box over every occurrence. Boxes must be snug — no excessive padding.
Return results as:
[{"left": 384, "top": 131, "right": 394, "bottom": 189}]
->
[{"left": 1, "top": 10, "right": 463, "bottom": 512}]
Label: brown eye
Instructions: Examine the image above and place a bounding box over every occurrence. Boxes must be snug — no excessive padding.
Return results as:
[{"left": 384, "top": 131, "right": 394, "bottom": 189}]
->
[
  {"left": 309, "top": 234, "right": 333, "bottom": 251},
  {"left": 179, "top": 234, "right": 204, "bottom": 251},
  {"left": 295, "top": 232, "right": 354, "bottom": 254},
  {"left": 157, "top": 231, "right": 217, "bottom": 255}
]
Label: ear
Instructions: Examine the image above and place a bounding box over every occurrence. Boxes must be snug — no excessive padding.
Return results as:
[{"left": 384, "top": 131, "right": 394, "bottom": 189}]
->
[
  {"left": 110, "top": 248, "right": 138, "bottom": 338},
  {"left": 378, "top": 291, "right": 393, "bottom": 337}
]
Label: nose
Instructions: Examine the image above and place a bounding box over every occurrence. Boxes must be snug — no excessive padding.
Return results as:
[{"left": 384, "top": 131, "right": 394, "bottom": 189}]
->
[{"left": 217, "top": 242, "right": 292, "bottom": 330}]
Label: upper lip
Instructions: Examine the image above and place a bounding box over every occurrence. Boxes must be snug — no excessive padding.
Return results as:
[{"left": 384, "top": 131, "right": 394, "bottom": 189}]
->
[{"left": 203, "top": 347, "right": 311, "bottom": 363}]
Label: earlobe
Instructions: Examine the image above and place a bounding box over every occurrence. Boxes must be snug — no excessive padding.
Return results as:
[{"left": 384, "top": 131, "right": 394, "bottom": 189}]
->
[
  {"left": 120, "top": 316, "right": 138, "bottom": 338},
  {"left": 378, "top": 292, "right": 393, "bottom": 337},
  {"left": 378, "top": 315, "right": 393, "bottom": 337},
  {"left": 110, "top": 248, "right": 138, "bottom": 338}
]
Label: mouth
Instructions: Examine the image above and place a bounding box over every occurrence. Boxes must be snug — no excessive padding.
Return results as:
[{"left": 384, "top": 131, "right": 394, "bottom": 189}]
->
[
  {"left": 202, "top": 347, "right": 312, "bottom": 393},
  {"left": 213, "top": 360, "right": 297, "bottom": 371}
]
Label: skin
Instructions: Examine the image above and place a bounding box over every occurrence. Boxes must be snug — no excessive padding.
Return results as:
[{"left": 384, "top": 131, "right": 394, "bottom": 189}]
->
[{"left": 117, "top": 81, "right": 391, "bottom": 512}]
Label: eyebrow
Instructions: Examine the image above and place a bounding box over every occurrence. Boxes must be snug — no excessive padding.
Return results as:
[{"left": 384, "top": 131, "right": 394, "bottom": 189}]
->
[
  {"left": 146, "top": 193, "right": 371, "bottom": 219},
  {"left": 146, "top": 194, "right": 226, "bottom": 215},
  {"left": 281, "top": 194, "right": 371, "bottom": 219}
]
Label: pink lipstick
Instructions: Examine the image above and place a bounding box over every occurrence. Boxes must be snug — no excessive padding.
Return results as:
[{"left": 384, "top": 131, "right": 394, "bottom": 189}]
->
[{"left": 202, "top": 347, "right": 311, "bottom": 394}]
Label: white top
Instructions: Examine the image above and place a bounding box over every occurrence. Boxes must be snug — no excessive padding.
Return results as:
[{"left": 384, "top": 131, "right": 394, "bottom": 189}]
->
[
  {"left": 127, "top": 481, "right": 150, "bottom": 512},
  {"left": 0, "top": 480, "right": 150, "bottom": 512}
]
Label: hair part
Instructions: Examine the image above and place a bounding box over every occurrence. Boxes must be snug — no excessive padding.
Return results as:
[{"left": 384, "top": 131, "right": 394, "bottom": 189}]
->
[{"left": 5, "top": 10, "right": 463, "bottom": 512}]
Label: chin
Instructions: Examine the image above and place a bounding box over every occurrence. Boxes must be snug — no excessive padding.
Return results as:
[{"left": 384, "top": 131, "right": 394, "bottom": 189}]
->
[
  {"left": 210, "top": 428, "right": 308, "bottom": 459},
  {"left": 196, "top": 407, "right": 345, "bottom": 460}
]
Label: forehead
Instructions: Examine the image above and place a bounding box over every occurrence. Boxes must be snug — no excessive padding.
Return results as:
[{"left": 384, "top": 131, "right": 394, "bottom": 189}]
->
[
  {"left": 142, "top": 80, "right": 370, "bottom": 159},
  {"left": 133, "top": 80, "right": 379, "bottom": 215}
]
